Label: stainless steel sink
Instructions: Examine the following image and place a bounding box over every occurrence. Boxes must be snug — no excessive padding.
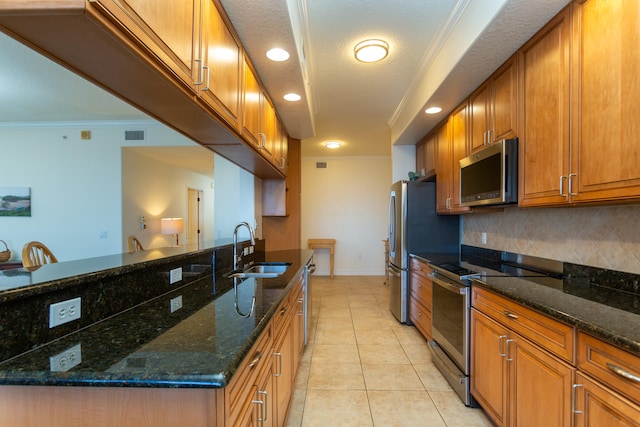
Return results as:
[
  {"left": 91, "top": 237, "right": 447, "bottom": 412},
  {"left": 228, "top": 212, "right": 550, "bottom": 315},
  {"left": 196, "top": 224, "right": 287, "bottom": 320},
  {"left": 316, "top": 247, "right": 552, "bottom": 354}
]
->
[{"left": 227, "top": 262, "right": 291, "bottom": 278}]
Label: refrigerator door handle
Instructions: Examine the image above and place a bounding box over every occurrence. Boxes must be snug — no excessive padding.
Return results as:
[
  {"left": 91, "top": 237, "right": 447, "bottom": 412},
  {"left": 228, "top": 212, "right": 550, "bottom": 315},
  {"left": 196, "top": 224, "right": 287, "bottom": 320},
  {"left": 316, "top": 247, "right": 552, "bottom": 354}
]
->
[{"left": 388, "top": 191, "right": 397, "bottom": 259}]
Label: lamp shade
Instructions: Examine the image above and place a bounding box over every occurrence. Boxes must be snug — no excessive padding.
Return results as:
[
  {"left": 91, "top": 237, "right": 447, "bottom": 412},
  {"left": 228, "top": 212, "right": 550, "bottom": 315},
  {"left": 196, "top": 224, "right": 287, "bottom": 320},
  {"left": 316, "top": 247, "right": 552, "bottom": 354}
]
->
[{"left": 161, "top": 218, "right": 184, "bottom": 235}]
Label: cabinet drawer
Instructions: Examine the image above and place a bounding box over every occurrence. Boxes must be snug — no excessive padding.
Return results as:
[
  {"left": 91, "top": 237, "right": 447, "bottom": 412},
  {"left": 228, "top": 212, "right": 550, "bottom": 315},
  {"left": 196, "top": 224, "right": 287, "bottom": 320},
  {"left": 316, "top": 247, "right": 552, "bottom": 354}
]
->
[
  {"left": 273, "top": 290, "right": 294, "bottom": 337},
  {"left": 410, "top": 296, "right": 432, "bottom": 339},
  {"left": 410, "top": 271, "right": 432, "bottom": 312},
  {"left": 410, "top": 257, "right": 432, "bottom": 280},
  {"left": 472, "top": 287, "right": 575, "bottom": 362},
  {"left": 578, "top": 332, "right": 640, "bottom": 404},
  {"left": 225, "top": 323, "right": 273, "bottom": 421}
]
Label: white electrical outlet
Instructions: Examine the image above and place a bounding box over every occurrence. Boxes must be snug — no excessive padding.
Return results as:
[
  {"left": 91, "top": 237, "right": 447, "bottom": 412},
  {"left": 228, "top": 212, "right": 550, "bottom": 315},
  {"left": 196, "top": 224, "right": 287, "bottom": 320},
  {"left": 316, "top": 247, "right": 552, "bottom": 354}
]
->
[
  {"left": 49, "top": 297, "right": 82, "bottom": 328},
  {"left": 50, "top": 343, "right": 82, "bottom": 372},
  {"left": 481, "top": 232, "right": 487, "bottom": 245},
  {"left": 169, "top": 267, "right": 183, "bottom": 284},
  {"left": 170, "top": 295, "right": 183, "bottom": 313}
]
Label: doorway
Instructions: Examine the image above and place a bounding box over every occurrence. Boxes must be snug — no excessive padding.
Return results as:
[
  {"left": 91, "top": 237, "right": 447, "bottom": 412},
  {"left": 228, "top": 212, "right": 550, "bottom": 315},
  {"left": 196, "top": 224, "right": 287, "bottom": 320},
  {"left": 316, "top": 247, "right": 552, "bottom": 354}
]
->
[{"left": 188, "top": 188, "right": 204, "bottom": 249}]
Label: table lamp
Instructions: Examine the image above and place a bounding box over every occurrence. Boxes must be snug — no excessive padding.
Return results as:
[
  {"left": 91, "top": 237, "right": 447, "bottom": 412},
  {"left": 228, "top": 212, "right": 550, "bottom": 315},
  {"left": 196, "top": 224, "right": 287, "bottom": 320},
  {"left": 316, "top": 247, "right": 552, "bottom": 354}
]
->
[{"left": 161, "top": 217, "right": 184, "bottom": 246}]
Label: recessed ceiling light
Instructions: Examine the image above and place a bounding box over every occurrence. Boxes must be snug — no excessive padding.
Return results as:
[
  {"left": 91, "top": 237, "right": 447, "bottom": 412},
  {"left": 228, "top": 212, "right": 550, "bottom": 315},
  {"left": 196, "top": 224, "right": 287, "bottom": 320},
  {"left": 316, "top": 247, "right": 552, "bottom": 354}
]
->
[
  {"left": 284, "top": 93, "right": 301, "bottom": 101},
  {"left": 354, "top": 39, "right": 389, "bottom": 63},
  {"left": 425, "top": 107, "right": 442, "bottom": 114},
  {"left": 324, "top": 141, "right": 342, "bottom": 149},
  {"left": 266, "top": 48, "right": 290, "bottom": 62}
]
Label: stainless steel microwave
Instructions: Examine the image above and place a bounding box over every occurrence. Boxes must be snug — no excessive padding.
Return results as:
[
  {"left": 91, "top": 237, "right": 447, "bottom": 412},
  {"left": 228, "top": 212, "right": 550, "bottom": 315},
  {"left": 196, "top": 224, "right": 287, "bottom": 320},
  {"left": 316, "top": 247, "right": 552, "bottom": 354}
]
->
[{"left": 459, "top": 138, "right": 518, "bottom": 207}]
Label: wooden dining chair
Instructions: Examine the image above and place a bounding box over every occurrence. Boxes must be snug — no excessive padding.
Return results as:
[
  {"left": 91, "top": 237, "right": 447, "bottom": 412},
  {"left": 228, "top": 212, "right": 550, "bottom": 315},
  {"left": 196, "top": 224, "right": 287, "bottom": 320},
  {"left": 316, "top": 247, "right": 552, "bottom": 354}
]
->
[
  {"left": 22, "top": 241, "right": 58, "bottom": 268},
  {"left": 128, "top": 235, "right": 144, "bottom": 253}
]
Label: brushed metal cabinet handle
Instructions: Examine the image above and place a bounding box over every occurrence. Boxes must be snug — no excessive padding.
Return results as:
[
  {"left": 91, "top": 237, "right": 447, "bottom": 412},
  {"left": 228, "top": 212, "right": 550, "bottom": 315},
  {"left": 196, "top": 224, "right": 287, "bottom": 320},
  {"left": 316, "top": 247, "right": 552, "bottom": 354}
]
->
[
  {"left": 248, "top": 351, "right": 262, "bottom": 369},
  {"left": 606, "top": 363, "right": 640, "bottom": 383},
  {"left": 572, "top": 384, "right": 583, "bottom": 415},
  {"left": 499, "top": 335, "right": 507, "bottom": 357},
  {"left": 274, "top": 352, "right": 282, "bottom": 377},
  {"left": 503, "top": 310, "right": 518, "bottom": 320}
]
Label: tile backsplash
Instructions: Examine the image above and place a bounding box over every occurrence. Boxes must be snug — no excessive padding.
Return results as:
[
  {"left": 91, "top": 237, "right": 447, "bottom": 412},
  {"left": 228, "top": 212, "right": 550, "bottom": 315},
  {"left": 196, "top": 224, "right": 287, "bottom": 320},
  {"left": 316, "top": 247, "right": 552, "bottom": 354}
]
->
[{"left": 462, "top": 205, "right": 640, "bottom": 275}]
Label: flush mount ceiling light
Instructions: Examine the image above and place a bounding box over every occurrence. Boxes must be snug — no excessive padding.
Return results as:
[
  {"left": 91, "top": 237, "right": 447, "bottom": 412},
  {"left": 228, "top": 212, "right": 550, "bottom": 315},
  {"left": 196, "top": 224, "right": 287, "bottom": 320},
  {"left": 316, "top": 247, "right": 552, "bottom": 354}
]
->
[
  {"left": 354, "top": 39, "right": 389, "bottom": 63},
  {"left": 284, "top": 93, "right": 301, "bottom": 101},
  {"left": 266, "top": 48, "right": 290, "bottom": 62},
  {"left": 425, "top": 107, "right": 442, "bottom": 114},
  {"left": 324, "top": 140, "right": 342, "bottom": 149}
]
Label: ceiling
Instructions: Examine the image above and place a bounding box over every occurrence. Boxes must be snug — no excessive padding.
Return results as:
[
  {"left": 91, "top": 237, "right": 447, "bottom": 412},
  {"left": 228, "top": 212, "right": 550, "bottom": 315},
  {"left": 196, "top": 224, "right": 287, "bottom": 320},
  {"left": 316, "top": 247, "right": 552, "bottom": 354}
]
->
[{"left": 0, "top": 0, "right": 571, "bottom": 161}]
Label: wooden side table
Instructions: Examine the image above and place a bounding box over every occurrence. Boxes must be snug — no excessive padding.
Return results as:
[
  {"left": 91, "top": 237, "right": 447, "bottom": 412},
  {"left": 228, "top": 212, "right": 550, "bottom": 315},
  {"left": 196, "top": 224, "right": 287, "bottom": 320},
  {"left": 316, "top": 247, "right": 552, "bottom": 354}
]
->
[{"left": 307, "top": 239, "right": 335, "bottom": 279}]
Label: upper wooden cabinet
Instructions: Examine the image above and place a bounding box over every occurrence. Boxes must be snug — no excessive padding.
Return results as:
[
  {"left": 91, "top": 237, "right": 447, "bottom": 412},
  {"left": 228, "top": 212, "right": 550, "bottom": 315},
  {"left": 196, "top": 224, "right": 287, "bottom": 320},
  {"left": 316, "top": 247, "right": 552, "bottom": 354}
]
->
[
  {"left": 569, "top": 0, "right": 640, "bottom": 204},
  {"left": 415, "top": 135, "right": 436, "bottom": 180},
  {"left": 518, "top": 5, "right": 572, "bottom": 207},
  {"left": 436, "top": 103, "right": 471, "bottom": 214},
  {"left": 90, "top": 0, "right": 200, "bottom": 91},
  {"left": 469, "top": 54, "right": 518, "bottom": 153},
  {"left": 198, "top": 0, "right": 242, "bottom": 129},
  {"left": 0, "top": 1, "right": 286, "bottom": 179},
  {"left": 520, "top": 0, "right": 640, "bottom": 206}
]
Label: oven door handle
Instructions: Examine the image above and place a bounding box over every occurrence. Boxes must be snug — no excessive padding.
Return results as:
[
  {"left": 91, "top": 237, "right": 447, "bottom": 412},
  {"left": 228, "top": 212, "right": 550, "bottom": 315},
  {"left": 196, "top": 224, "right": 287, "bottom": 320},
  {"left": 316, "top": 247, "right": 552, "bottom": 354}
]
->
[{"left": 430, "top": 273, "right": 468, "bottom": 295}]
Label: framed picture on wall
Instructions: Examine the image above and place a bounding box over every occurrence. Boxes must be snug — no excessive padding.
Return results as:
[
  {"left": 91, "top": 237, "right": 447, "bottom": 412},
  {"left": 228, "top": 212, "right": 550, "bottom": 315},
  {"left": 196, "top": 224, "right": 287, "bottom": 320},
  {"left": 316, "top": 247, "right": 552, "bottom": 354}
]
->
[{"left": 0, "top": 187, "right": 31, "bottom": 217}]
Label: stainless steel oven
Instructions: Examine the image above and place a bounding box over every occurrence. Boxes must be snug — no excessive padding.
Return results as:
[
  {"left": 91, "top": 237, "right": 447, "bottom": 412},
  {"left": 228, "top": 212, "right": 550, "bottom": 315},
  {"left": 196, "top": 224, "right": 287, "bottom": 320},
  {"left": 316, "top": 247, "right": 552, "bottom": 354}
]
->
[{"left": 428, "top": 270, "right": 477, "bottom": 407}]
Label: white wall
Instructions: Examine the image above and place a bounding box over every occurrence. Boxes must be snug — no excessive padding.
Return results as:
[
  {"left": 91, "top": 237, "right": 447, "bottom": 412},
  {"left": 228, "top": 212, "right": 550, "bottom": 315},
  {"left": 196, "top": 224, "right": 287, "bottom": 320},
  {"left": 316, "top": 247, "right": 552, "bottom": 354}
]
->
[
  {"left": 0, "top": 126, "right": 123, "bottom": 261},
  {"left": 122, "top": 149, "right": 214, "bottom": 250},
  {"left": 0, "top": 122, "right": 217, "bottom": 261},
  {"left": 391, "top": 144, "right": 417, "bottom": 184},
  {"left": 213, "top": 154, "right": 257, "bottom": 240},
  {"left": 301, "top": 156, "right": 392, "bottom": 275}
]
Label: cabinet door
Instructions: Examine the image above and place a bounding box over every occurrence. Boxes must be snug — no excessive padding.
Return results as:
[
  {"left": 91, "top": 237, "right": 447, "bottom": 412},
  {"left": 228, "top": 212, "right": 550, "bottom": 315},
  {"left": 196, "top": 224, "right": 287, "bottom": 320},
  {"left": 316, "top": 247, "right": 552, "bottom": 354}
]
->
[
  {"left": 416, "top": 140, "right": 426, "bottom": 177},
  {"left": 449, "top": 102, "right": 471, "bottom": 213},
  {"left": 242, "top": 57, "right": 262, "bottom": 146},
  {"left": 518, "top": 6, "right": 571, "bottom": 207},
  {"left": 199, "top": 0, "right": 241, "bottom": 129},
  {"left": 292, "top": 282, "right": 305, "bottom": 367},
  {"left": 91, "top": 0, "right": 199, "bottom": 90},
  {"left": 469, "top": 82, "right": 490, "bottom": 153},
  {"left": 260, "top": 94, "right": 276, "bottom": 162},
  {"left": 273, "top": 315, "right": 294, "bottom": 427},
  {"left": 470, "top": 309, "right": 508, "bottom": 427},
  {"left": 571, "top": 0, "right": 640, "bottom": 203},
  {"left": 435, "top": 122, "right": 452, "bottom": 213},
  {"left": 508, "top": 333, "right": 575, "bottom": 427},
  {"left": 490, "top": 55, "right": 518, "bottom": 142},
  {"left": 575, "top": 373, "right": 640, "bottom": 427}
]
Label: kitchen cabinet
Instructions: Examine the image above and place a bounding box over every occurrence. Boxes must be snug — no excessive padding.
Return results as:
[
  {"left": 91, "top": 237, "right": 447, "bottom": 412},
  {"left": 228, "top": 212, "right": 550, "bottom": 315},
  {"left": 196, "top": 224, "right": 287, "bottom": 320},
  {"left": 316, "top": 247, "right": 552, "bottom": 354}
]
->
[
  {"left": 568, "top": 0, "right": 640, "bottom": 204},
  {"left": 272, "top": 290, "right": 294, "bottom": 427},
  {"left": 518, "top": 5, "right": 572, "bottom": 207},
  {"left": 469, "top": 54, "right": 518, "bottom": 153},
  {"left": 471, "top": 287, "right": 575, "bottom": 427},
  {"left": 241, "top": 57, "right": 280, "bottom": 166},
  {"left": 415, "top": 134, "right": 436, "bottom": 180},
  {"left": 89, "top": 0, "right": 200, "bottom": 92},
  {"left": 521, "top": 0, "right": 640, "bottom": 206},
  {"left": 0, "top": 2, "right": 286, "bottom": 179},
  {"left": 435, "top": 103, "right": 471, "bottom": 214},
  {"left": 198, "top": 0, "right": 242, "bottom": 129},
  {"left": 409, "top": 257, "right": 433, "bottom": 339},
  {"left": 574, "top": 332, "right": 640, "bottom": 426}
]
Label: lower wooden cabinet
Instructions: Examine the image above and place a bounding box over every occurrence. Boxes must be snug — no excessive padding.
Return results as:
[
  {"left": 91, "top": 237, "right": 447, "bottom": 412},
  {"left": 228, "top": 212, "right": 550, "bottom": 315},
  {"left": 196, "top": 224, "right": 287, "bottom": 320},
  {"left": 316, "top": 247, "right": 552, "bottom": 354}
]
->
[
  {"left": 471, "top": 285, "right": 577, "bottom": 427},
  {"left": 409, "top": 257, "right": 433, "bottom": 339},
  {"left": 575, "top": 332, "right": 640, "bottom": 426},
  {"left": 471, "top": 287, "right": 640, "bottom": 426},
  {"left": 471, "top": 308, "right": 574, "bottom": 427}
]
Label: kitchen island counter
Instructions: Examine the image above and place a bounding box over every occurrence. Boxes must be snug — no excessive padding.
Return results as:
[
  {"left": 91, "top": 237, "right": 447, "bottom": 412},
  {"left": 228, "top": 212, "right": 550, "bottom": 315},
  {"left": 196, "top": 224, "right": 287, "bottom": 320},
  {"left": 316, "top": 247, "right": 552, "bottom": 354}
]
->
[{"left": 0, "top": 249, "right": 313, "bottom": 388}]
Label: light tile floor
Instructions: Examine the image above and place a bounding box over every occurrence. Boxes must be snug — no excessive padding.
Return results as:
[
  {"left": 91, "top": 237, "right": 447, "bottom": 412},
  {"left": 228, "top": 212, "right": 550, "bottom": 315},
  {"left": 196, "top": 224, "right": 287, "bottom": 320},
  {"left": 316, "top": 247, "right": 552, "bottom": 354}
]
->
[{"left": 285, "top": 276, "right": 492, "bottom": 427}]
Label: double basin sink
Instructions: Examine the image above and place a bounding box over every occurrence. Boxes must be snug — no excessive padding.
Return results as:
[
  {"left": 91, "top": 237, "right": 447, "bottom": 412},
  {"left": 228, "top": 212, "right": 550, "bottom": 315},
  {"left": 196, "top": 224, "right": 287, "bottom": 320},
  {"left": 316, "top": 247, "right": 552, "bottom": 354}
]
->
[{"left": 227, "top": 262, "right": 292, "bottom": 279}]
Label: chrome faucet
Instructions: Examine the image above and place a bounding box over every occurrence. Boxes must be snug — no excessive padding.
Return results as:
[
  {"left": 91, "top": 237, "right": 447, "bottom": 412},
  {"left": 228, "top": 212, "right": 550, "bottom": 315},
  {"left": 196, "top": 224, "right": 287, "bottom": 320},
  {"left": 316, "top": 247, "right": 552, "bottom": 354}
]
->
[{"left": 233, "top": 222, "right": 255, "bottom": 271}]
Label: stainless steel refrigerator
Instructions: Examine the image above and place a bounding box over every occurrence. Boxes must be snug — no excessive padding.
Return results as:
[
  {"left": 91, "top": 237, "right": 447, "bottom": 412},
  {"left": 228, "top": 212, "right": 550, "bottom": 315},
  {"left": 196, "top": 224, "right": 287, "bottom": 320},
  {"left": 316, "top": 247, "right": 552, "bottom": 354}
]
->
[{"left": 387, "top": 180, "right": 460, "bottom": 323}]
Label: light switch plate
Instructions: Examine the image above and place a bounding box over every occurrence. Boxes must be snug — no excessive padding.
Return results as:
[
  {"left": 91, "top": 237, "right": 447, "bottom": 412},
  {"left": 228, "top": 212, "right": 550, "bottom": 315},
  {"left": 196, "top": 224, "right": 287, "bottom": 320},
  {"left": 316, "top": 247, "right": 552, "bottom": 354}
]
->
[{"left": 49, "top": 297, "right": 81, "bottom": 328}]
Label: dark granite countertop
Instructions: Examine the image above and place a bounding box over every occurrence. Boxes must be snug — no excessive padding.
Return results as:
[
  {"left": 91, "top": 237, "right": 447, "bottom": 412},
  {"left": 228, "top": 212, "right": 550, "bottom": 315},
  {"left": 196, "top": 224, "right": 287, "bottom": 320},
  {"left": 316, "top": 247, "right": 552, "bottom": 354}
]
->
[
  {"left": 411, "top": 252, "right": 640, "bottom": 356},
  {"left": 0, "top": 249, "right": 313, "bottom": 388},
  {"left": 0, "top": 238, "right": 236, "bottom": 300}
]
